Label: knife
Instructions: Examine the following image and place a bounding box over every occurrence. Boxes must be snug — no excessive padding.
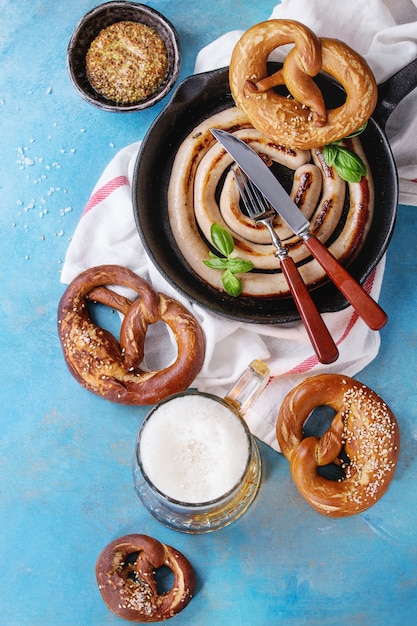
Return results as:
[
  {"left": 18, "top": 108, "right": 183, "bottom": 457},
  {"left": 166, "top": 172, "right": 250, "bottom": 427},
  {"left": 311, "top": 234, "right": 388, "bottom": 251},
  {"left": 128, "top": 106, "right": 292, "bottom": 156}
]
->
[{"left": 211, "top": 128, "right": 387, "bottom": 330}]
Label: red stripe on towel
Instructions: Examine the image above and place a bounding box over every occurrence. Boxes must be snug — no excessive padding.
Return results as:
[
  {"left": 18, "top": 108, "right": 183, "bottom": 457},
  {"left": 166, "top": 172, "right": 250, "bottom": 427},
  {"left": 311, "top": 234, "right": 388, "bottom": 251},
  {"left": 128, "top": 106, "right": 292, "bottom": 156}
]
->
[{"left": 82, "top": 175, "right": 129, "bottom": 216}]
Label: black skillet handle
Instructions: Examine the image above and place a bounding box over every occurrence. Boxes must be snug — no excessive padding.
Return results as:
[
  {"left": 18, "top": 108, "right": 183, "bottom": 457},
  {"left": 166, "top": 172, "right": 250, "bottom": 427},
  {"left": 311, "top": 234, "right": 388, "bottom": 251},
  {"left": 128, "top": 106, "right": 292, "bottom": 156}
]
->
[{"left": 374, "top": 56, "right": 417, "bottom": 129}]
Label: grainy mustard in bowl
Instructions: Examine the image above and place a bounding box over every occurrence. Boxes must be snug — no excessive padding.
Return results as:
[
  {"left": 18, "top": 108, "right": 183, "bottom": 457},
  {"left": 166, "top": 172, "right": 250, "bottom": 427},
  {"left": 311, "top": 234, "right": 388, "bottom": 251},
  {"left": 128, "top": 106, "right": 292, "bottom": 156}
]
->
[{"left": 67, "top": 1, "right": 181, "bottom": 112}]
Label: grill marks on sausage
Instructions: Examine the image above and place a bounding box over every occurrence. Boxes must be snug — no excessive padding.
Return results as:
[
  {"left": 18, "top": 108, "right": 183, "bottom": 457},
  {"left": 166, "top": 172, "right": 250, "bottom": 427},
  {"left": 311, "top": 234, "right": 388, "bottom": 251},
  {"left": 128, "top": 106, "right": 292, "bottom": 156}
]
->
[{"left": 167, "top": 108, "right": 374, "bottom": 298}]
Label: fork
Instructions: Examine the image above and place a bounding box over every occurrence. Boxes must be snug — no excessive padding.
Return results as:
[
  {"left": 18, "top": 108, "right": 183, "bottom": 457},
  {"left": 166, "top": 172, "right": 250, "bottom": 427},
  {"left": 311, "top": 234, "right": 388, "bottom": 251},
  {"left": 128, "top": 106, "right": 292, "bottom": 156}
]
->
[{"left": 233, "top": 166, "right": 339, "bottom": 364}]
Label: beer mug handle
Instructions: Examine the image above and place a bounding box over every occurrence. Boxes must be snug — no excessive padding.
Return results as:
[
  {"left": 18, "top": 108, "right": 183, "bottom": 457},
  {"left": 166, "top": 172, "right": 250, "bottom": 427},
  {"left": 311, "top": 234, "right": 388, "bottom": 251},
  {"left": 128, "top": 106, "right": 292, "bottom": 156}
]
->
[{"left": 224, "top": 360, "right": 270, "bottom": 416}]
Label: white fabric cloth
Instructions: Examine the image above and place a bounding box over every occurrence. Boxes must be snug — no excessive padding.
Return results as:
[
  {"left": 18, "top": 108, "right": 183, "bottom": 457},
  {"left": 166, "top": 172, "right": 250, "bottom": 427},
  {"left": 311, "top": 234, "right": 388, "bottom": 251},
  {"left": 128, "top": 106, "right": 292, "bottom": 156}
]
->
[{"left": 61, "top": 0, "right": 416, "bottom": 451}]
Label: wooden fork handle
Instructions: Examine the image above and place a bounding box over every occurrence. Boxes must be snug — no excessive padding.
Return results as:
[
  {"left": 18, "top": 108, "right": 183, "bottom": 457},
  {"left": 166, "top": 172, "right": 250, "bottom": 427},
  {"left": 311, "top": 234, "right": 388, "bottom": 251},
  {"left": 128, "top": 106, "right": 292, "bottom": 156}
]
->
[
  {"left": 303, "top": 235, "right": 387, "bottom": 330},
  {"left": 280, "top": 256, "right": 339, "bottom": 364}
]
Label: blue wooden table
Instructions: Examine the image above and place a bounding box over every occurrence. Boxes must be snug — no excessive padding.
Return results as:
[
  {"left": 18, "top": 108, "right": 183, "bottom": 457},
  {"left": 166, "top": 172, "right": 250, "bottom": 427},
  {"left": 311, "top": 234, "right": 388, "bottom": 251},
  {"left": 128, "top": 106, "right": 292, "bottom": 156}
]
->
[{"left": 1, "top": 1, "right": 416, "bottom": 624}]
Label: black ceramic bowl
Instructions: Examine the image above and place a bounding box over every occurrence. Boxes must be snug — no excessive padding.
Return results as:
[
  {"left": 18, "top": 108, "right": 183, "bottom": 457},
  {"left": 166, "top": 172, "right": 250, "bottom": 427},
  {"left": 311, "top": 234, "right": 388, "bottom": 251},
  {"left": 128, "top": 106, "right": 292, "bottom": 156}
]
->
[{"left": 67, "top": 1, "right": 181, "bottom": 112}]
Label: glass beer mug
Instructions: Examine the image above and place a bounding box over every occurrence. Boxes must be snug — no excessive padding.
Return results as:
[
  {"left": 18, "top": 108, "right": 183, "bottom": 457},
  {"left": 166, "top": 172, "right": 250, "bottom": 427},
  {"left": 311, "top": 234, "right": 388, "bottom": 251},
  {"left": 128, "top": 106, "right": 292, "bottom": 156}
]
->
[{"left": 132, "top": 360, "right": 269, "bottom": 533}]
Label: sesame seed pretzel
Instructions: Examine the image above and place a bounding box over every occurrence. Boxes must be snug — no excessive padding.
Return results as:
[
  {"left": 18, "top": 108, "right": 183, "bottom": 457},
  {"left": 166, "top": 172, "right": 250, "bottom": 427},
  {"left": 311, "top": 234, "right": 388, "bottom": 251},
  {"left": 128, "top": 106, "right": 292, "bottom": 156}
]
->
[
  {"left": 229, "top": 19, "right": 378, "bottom": 149},
  {"left": 96, "top": 534, "right": 195, "bottom": 622},
  {"left": 57, "top": 265, "right": 205, "bottom": 405},
  {"left": 276, "top": 374, "right": 400, "bottom": 517}
]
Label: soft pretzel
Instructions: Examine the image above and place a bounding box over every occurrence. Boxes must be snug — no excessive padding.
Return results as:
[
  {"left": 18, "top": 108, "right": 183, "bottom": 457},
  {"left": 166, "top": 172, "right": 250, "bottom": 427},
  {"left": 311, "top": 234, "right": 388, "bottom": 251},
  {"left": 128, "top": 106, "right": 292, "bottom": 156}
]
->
[
  {"left": 229, "top": 20, "right": 378, "bottom": 149},
  {"left": 276, "top": 374, "right": 400, "bottom": 517},
  {"left": 57, "top": 265, "right": 205, "bottom": 405},
  {"left": 96, "top": 534, "right": 195, "bottom": 622}
]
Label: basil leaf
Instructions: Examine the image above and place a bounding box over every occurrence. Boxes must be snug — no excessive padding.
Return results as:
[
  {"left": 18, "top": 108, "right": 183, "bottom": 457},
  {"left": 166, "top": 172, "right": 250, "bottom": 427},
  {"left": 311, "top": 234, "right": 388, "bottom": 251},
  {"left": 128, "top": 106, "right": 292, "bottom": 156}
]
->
[
  {"left": 323, "top": 128, "right": 368, "bottom": 182},
  {"left": 203, "top": 223, "right": 253, "bottom": 297},
  {"left": 335, "top": 146, "right": 366, "bottom": 176},
  {"left": 322, "top": 144, "right": 338, "bottom": 166},
  {"left": 222, "top": 268, "right": 242, "bottom": 297},
  {"left": 333, "top": 163, "right": 364, "bottom": 183},
  {"left": 227, "top": 258, "right": 254, "bottom": 274},
  {"left": 210, "top": 223, "right": 235, "bottom": 257},
  {"left": 203, "top": 256, "right": 228, "bottom": 270}
]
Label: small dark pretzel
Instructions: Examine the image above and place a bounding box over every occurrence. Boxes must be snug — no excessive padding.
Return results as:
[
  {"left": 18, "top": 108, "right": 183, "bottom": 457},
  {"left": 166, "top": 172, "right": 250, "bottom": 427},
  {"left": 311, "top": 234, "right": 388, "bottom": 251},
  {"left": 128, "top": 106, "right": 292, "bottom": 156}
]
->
[
  {"left": 229, "top": 20, "right": 378, "bottom": 149},
  {"left": 96, "top": 534, "right": 195, "bottom": 622},
  {"left": 276, "top": 374, "right": 400, "bottom": 517},
  {"left": 57, "top": 265, "right": 205, "bottom": 405}
]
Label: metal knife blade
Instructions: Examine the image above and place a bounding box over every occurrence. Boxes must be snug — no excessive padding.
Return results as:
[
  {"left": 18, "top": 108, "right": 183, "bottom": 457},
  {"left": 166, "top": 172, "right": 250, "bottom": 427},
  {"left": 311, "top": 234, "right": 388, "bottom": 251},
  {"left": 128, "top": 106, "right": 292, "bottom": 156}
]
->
[
  {"left": 210, "top": 128, "right": 309, "bottom": 236},
  {"left": 211, "top": 128, "right": 387, "bottom": 330}
]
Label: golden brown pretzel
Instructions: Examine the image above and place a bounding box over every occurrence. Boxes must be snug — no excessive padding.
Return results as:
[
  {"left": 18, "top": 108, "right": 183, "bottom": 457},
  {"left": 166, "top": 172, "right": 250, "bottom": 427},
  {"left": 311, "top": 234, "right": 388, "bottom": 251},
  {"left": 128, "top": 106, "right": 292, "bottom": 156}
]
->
[
  {"left": 276, "top": 374, "right": 400, "bottom": 517},
  {"left": 96, "top": 534, "right": 195, "bottom": 622},
  {"left": 57, "top": 265, "right": 205, "bottom": 405},
  {"left": 229, "top": 20, "right": 378, "bottom": 149}
]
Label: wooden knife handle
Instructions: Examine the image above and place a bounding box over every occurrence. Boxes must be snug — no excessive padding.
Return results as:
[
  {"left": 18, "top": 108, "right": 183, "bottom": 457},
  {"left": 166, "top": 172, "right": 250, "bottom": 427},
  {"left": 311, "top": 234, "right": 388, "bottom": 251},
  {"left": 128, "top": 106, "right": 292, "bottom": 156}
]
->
[
  {"left": 303, "top": 235, "right": 387, "bottom": 330},
  {"left": 280, "top": 256, "right": 339, "bottom": 364}
]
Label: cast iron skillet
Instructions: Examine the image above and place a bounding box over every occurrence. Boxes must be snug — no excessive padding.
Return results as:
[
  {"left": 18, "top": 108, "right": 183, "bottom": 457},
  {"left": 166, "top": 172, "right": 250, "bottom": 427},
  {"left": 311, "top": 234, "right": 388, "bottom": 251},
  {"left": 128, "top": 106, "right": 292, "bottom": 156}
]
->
[{"left": 133, "top": 59, "right": 417, "bottom": 324}]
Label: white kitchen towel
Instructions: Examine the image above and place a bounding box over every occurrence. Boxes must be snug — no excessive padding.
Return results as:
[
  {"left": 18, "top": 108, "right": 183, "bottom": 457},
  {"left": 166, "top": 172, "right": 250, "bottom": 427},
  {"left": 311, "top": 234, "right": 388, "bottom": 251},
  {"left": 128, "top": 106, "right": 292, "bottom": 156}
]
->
[{"left": 61, "top": 0, "right": 417, "bottom": 451}]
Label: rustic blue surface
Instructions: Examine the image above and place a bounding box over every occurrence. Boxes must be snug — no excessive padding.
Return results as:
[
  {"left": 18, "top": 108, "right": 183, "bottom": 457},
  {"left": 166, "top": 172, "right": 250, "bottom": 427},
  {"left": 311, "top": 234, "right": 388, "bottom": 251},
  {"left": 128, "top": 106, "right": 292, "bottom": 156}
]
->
[{"left": 1, "top": 1, "right": 416, "bottom": 625}]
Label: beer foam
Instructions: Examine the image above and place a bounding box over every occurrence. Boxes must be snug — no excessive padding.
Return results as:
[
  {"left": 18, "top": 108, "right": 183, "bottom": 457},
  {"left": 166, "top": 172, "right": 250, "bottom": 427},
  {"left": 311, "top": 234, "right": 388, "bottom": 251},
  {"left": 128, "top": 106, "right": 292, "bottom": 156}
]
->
[{"left": 139, "top": 394, "right": 250, "bottom": 503}]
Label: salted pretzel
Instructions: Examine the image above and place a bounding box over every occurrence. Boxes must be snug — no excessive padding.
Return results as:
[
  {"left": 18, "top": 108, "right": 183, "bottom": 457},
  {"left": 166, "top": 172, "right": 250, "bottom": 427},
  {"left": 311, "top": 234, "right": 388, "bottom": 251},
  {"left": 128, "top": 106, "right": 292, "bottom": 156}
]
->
[
  {"left": 96, "top": 534, "right": 195, "bottom": 622},
  {"left": 276, "top": 374, "right": 400, "bottom": 517},
  {"left": 229, "top": 20, "right": 378, "bottom": 149},
  {"left": 57, "top": 265, "right": 205, "bottom": 405}
]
